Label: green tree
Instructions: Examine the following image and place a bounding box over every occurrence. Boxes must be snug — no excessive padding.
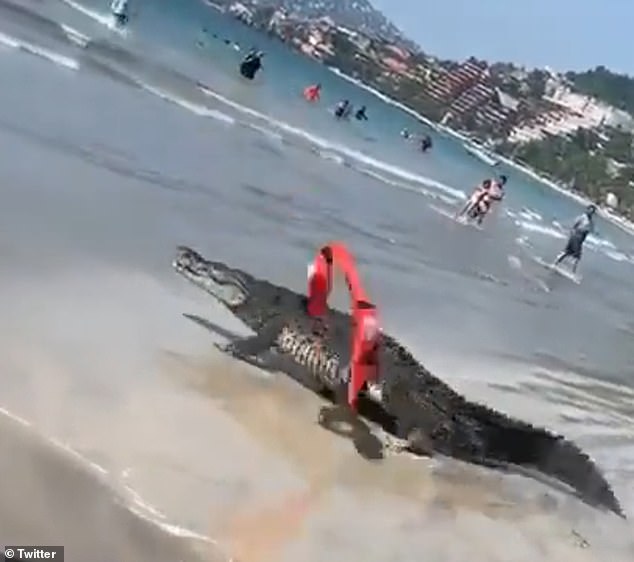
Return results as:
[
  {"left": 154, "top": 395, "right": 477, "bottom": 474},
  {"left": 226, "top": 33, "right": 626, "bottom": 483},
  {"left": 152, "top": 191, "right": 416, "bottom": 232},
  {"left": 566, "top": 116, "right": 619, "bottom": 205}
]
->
[
  {"left": 525, "top": 69, "right": 548, "bottom": 98},
  {"left": 566, "top": 66, "right": 634, "bottom": 114},
  {"left": 602, "top": 129, "right": 633, "bottom": 162}
]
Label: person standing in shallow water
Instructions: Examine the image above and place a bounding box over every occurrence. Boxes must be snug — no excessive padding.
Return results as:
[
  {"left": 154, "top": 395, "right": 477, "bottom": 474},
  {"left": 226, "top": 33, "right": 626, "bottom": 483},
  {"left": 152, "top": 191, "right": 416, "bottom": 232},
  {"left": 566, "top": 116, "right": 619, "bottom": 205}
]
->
[
  {"left": 553, "top": 204, "right": 597, "bottom": 274},
  {"left": 239, "top": 50, "right": 264, "bottom": 80}
]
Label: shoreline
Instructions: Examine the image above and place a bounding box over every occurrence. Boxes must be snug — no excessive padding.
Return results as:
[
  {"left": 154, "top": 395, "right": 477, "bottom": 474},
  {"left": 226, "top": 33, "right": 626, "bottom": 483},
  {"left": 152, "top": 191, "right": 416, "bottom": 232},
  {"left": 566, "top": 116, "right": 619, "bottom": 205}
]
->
[{"left": 327, "top": 67, "right": 634, "bottom": 236}]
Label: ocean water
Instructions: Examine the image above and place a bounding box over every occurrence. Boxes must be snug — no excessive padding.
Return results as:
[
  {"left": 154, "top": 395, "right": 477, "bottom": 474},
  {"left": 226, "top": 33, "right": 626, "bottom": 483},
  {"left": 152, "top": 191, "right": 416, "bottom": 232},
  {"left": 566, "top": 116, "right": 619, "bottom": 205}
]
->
[{"left": 0, "top": 0, "right": 633, "bottom": 560}]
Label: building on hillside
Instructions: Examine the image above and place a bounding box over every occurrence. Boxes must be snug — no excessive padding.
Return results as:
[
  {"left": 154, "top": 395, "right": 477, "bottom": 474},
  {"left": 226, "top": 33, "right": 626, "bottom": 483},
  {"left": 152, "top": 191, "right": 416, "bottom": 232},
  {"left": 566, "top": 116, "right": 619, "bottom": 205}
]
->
[
  {"left": 334, "top": 26, "right": 372, "bottom": 51},
  {"left": 507, "top": 106, "right": 587, "bottom": 143},
  {"left": 605, "top": 108, "right": 634, "bottom": 131},
  {"left": 605, "top": 192, "right": 619, "bottom": 208},
  {"left": 505, "top": 75, "right": 632, "bottom": 144},
  {"left": 473, "top": 89, "right": 521, "bottom": 132},
  {"left": 441, "top": 84, "right": 520, "bottom": 134},
  {"left": 449, "top": 83, "right": 495, "bottom": 115},
  {"left": 381, "top": 56, "right": 409, "bottom": 74},
  {"left": 228, "top": 2, "right": 253, "bottom": 24},
  {"left": 300, "top": 29, "right": 335, "bottom": 59},
  {"left": 544, "top": 85, "right": 615, "bottom": 128},
  {"left": 267, "top": 8, "right": 287, "bottom": 32},
  {"left": 384, "top": 44, "right": 411, "bottom": 61},
  {"left": 425, "top": 57, "right": 489, "bottom": 103}
]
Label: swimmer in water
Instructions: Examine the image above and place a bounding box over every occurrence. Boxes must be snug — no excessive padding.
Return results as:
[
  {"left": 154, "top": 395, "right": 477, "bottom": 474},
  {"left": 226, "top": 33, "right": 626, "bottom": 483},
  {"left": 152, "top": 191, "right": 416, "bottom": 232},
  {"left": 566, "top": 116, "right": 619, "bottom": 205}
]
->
[
  {"left": 239, "top": 50, "right": 264, "bottom": 80},
  {"left": 303, "top": 83, "right": 321, "bottom": 102},
  {"left": 355, "top": 106, "right": 368, "bottom": 120},
  {"left": 420, "top": 134, "right": 432, "bottom": 152},
  {"left": 553, "top": 204, "right": 597, "bottom": 274},
  {"left": 334, "top": 99, "right": 350, "bottom": 119}
]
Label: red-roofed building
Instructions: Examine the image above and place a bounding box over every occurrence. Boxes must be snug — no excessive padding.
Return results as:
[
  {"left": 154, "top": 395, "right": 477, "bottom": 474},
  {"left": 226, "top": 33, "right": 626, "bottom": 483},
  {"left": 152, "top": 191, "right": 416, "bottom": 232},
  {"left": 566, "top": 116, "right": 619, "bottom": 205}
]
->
[
  {"left": 426, "top": 58, "right": 489, "bottom": 103},
  {"left": 384, "top": 44, "right": 411, "bottom": 61}
]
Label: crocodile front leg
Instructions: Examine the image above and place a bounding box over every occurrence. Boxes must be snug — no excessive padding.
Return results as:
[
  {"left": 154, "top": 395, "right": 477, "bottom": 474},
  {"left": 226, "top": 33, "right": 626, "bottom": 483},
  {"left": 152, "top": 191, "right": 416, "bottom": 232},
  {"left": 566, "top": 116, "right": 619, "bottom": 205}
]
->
[{"left": 215, "top": 317, "right": 286, "bottom": 364}]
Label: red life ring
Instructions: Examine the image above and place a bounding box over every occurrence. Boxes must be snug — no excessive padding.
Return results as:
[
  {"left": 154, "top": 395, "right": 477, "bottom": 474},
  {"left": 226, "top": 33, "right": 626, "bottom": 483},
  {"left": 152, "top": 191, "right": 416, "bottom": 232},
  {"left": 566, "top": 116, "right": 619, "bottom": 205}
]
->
[{"left": 306, "top": 242, "right": 380, "bottom": 410}]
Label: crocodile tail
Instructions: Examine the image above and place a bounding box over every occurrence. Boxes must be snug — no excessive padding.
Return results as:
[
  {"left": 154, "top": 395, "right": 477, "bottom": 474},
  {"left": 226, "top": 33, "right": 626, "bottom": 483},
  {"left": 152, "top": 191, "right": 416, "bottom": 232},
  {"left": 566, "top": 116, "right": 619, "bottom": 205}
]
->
[{"left": 479, "top": 416, "right": 624, "bottom": 517}]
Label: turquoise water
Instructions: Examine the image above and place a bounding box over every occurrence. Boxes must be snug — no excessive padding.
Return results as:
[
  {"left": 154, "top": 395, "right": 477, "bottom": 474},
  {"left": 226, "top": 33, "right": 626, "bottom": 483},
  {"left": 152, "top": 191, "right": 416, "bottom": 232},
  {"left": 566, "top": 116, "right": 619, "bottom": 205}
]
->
[{"left": 71, "top": 0, "right": 634, "bottom": 249}]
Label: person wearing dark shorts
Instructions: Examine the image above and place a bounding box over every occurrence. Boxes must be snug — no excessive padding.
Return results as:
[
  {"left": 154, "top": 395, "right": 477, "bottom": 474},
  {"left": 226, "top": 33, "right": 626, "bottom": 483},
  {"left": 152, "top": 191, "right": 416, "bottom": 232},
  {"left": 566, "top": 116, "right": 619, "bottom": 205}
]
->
[{"left": 553, "top": 204, "right": 596, "bottom": 273}]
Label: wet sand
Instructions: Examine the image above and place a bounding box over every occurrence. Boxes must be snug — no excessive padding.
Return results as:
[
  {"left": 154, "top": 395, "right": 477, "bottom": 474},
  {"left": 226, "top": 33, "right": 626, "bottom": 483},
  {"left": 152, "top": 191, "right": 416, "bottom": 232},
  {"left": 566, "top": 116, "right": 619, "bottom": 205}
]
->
[
  {"left": 1, "top": 261, "right": 632, "bottom": 561},
  {"left": 163, "top": 345, "right": 634, "bottom": 562},
  {"left": 0, "top": 412, "right": 218, "bottom": 561}
]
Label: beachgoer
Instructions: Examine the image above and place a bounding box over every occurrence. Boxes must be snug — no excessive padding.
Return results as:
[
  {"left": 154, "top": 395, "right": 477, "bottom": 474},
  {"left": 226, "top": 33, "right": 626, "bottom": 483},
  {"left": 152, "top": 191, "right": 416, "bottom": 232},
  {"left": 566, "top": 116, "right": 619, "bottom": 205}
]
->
[
  {"left": 553, "top": 204, "right": 597, "bottom": 273},
  {"left": 456, "top": 179, "right": 492, "bottom": 220},
  {"left": 303, "top": 83, "right": 321, "bottom": 102},
  {"left": 239, "top": 50, "right": 264, "bottom": 80},
  {"left": 420, "top": 135, "right": 432, "bottom": 152},
  {"left": 355, "top": 106, "right": 368, "bottom": 120},
  {"left": 454, "top": 174, "right": 505, "bottom": 223},
  {"left": 474, "top": 174, "right": 506, "bottom": 224},
  {"left": 334, "top": 99, "right": 350, "bottom": 119}
]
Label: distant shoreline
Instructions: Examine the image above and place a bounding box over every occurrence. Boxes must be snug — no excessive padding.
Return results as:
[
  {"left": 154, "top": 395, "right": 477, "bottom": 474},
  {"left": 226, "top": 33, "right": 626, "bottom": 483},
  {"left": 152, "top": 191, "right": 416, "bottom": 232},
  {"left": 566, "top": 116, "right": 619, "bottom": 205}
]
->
[{"left": 328, "top": 66, "right": 634, "bottom": 236}]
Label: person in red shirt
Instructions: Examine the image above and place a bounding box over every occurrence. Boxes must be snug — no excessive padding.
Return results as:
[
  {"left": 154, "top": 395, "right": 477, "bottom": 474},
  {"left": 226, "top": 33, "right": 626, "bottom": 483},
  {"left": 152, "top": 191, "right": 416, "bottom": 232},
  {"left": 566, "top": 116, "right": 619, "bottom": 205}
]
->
[{"left": 303, "top": 83, "right": 321, "bottom": 102}]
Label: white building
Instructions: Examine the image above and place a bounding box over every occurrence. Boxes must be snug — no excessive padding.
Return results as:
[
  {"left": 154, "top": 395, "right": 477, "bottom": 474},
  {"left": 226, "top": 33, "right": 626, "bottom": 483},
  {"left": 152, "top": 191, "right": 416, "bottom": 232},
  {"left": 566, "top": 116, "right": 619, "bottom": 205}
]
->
[
  {"left": 605, "top": 192, "right": 619, "bottom": 208},
  {"left": 228, "top": 2, "right": 253, "bottom": 24},
  {"left": 268, "top": 8, "right": 287, "bottom": 31},
  {"left": 544, "top": 86, "right": 615, "bottom": 128},
  {"left": 605, "top": 108, "right": 634, "bottom": 131},
  {"left": 508, "top": 83, "right": 627, "bottom": 144},
  {"left": 335, "top": 25, "right": 372, "bottom": 51}
]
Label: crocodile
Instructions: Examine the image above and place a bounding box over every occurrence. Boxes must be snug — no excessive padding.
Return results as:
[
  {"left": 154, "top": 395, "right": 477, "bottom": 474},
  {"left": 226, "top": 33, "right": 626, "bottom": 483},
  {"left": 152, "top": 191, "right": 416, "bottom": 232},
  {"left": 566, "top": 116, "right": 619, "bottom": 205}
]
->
[{"left": 172, "top": 245, "right": 624, "bottom": 518}]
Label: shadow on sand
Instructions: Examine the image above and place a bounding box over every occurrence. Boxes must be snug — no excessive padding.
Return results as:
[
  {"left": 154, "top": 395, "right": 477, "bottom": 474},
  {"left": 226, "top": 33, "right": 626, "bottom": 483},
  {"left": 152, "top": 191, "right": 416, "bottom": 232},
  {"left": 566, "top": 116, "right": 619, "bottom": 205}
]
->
[{"left": 183, "top": 312, "right": 385, "bottom": 463}]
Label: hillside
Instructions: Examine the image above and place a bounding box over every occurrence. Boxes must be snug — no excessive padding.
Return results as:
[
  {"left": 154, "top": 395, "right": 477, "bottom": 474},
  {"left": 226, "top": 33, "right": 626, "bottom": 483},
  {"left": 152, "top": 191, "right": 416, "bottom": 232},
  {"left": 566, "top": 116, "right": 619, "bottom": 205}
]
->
[
  {"left": 566, "top": 66, "right": 634, "bottom": 115},
  {"left": 215, "top": 0, "right": 413, "bottom": 46}
]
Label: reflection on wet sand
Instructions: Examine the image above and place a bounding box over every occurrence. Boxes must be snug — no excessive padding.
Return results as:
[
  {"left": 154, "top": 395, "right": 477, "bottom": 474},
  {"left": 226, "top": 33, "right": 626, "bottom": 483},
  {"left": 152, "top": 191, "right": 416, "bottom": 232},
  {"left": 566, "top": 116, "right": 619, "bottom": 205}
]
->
[
  {"left": 0, "top": 412, "right": 219, "bottom": 562},
  {"left": 161, "top": 347, "right": 634, "bottom": 562}
]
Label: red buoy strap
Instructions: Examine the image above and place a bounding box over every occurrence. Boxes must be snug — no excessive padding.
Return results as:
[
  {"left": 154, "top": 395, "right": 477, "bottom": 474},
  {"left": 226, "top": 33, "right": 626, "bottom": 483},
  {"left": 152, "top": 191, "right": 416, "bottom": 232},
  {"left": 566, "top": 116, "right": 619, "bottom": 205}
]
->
[{"left": 306, "top": 242, "right": 380, "bottom": 410}]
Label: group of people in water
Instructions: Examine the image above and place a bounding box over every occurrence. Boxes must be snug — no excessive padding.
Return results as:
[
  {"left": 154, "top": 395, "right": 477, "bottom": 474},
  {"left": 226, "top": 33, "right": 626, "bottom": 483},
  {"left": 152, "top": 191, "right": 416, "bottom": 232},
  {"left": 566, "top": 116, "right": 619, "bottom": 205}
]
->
[
  {"left": 303, "top": 85, "right": 368, "bottom": 121},
  {"left": 236, "top": 53, "right": 595, "bottom": 274},
  {"left": 457, "top": 174, "right": 597, "bottom": 275},
  {"left": 457, "top": 175, "right": 507, "bottom": 225},
  {"left": 401, "top": 128, "right": 433, "bottom": 153},
  {"left": 172, "top": 11, "right": 599, "bottom": 278},
  {"left": 302, "top": 86, "right": 434, "bottom": 153},
  {"left": 333, "top": 99, "right": 368, "bottom": 121}
]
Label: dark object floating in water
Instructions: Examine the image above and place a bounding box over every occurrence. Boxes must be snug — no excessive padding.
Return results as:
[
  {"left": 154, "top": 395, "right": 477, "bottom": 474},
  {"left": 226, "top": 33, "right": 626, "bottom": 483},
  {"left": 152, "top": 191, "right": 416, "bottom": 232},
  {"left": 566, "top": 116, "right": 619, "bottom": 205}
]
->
[
  {"left": 239, "top": 50, "right": 263, "bottom": 80},
  {"left": 172, "top": 245, "right": 624, "bottom": 518}
]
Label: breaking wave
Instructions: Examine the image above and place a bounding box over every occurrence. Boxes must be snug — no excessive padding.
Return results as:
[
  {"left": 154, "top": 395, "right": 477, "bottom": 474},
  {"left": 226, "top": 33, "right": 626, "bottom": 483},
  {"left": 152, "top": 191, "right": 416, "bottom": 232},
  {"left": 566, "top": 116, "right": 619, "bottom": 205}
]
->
[
  {"left": 197, "top": 83, "right": 466, "bottom": 201},
  {"left": 59, "top": 0, "right": 129, "bottom": 35},
  {"left": 0, "top": 30, "right": 79, "bottom": 70}
]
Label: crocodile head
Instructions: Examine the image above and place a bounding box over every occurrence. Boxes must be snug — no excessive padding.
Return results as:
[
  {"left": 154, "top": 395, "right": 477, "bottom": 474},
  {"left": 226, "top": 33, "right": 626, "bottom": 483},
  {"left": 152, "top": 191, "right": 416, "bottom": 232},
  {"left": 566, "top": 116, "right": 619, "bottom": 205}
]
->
[{"left": 172, "top": 246, "right": 249, "bottom": 310}]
